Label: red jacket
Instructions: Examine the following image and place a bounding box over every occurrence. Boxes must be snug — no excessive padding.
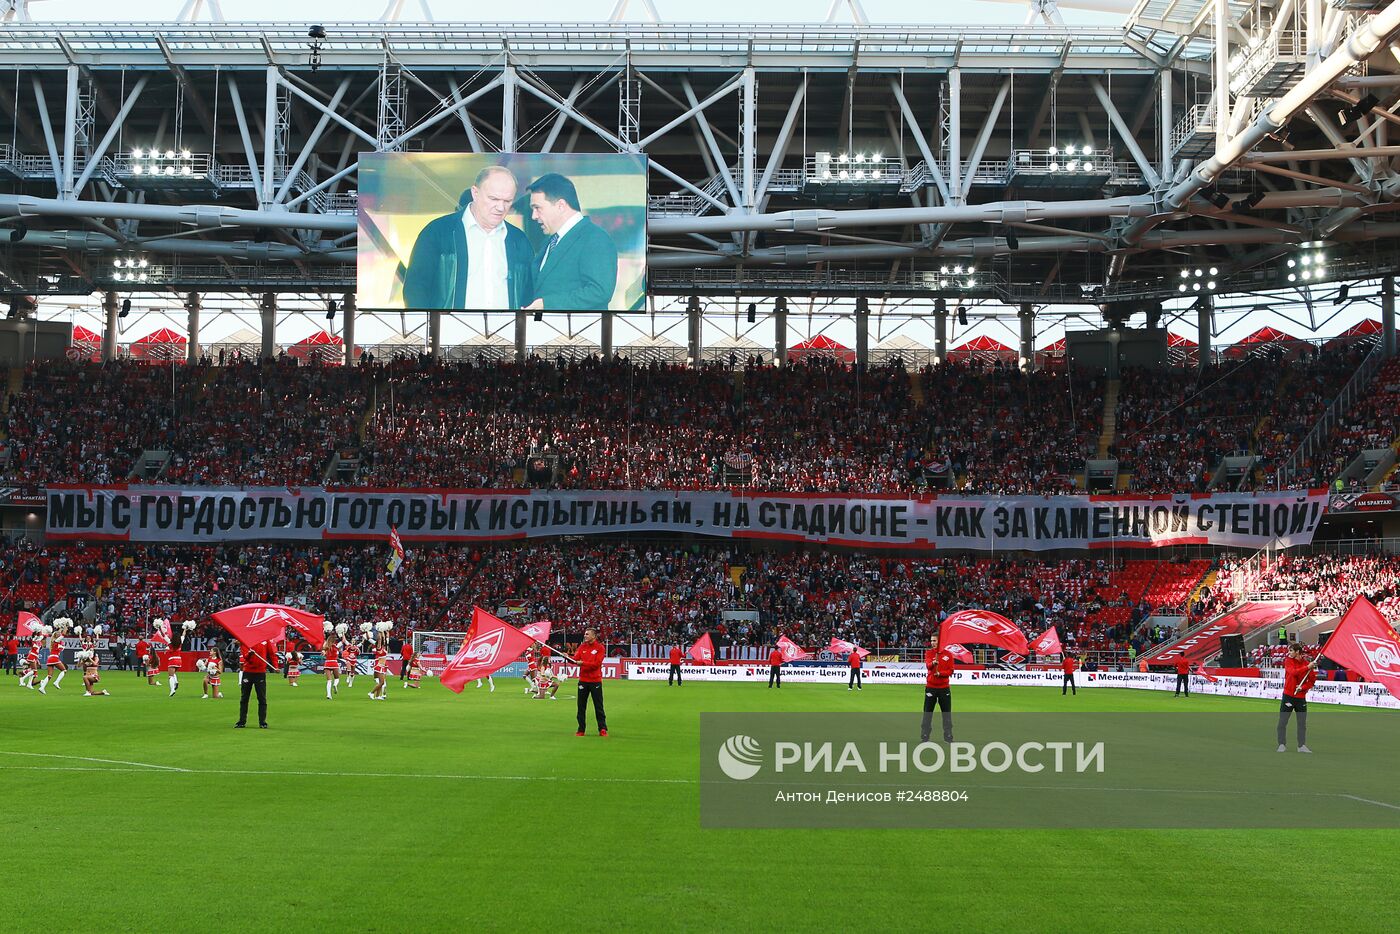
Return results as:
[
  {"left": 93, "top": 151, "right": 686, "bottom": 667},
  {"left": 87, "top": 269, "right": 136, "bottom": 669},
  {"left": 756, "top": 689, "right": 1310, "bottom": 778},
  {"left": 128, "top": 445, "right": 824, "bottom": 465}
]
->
[
  {"left": 1175, "top": 659, "right": 1190, "bottom": 676},
  {"left": 769, "top": 649, "right": 784, "bottom": 666},
  {"left": 849, "top": 651, "right": 862, "bottom": 669},
  {"left": 1062, "top": 656, "right": 1077, "bottom": 674},
  {"left": 574, "top": 641, "right": 605, "bottom": 683},
  {"left": 1283, "top": 656, "right": 1318, "bottom": 698},
  {"left": 5, "top": 638, "right": 17, "bottom": 655},
  {"left": 925, "top": 649, "right": 955, "bottom": 689},
  {"left": 241, "top": 641, "right": 280, "bottom": 675},
  {"left": 669, "top": 647, "right": 682, "bottom": 664}
]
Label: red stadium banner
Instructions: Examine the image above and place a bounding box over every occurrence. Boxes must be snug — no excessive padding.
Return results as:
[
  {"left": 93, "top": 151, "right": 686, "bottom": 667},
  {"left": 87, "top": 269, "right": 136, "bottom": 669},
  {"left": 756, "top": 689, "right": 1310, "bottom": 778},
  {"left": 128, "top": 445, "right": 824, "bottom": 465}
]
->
[{"left": 45, "top": 486, "right": 1330, "bottom": 552}]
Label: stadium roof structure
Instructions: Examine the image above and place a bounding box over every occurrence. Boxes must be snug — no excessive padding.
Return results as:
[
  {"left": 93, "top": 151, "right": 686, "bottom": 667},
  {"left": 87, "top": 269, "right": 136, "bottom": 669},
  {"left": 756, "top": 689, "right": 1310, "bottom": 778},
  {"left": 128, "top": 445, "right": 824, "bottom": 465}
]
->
[{"left": 0, "top": 0, "right": 1397, "bottom": 364}]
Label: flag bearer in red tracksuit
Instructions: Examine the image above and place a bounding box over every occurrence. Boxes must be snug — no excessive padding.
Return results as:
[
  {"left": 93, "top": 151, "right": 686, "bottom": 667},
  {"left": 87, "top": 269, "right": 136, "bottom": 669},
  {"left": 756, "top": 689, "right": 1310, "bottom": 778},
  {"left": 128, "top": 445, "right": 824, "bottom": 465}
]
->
[
  {"left": 767, "top": 646, "right": 784, "bottom": 688},
  {"left": 1173, "top": 657, "right": 1190, "bottom": 697},
  {"left": 235, "top": 640, "right": 280, "bottom": 729},
  {"left": 570, "top": 628, "right": 608, "bottom": 737},
  {"left": 848, "top": 649, "right": 863, "bottom": 691},
  {"left": 1278, "top": 643, "right": 1318, "bottom": 753},
  {"left": 1062, "top": 654, "right": 1078, "bottom": 696},
  {"left": 921, "top": 636, "right": 957, "bottom": 743},
  {"left": 668, "top": 645, "right": 683, "bottom": 686}
]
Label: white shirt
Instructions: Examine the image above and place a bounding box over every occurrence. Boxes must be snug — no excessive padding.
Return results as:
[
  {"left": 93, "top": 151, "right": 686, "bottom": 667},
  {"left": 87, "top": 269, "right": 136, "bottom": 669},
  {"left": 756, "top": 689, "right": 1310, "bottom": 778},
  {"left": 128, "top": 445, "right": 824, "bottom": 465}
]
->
[
  {"left": 539, "top": 212, "right": 583, "bottom": 270},
  {"left": 461, "top": 207, "right": 510, "bottom": 310}
]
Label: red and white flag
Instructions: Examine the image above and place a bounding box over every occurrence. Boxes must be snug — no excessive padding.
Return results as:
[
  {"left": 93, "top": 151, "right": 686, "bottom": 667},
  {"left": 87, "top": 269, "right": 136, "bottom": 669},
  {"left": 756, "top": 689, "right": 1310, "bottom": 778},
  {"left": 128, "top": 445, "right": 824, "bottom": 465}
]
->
[
  {"left": 940, "top": 610, "right": 1030, "bottom": 656},
  {"left": 151, "top": 618, "right": 172, "bottom": 645},
  {"left": 14, "top": 611, "right": 43, "bottom": 640},
  {"left": 1031, "top": 626, "right": 1063, "bottom": 656},
  {"left": 688, "top": 632, "right": 716, "bottom": 665},
  {"left": 943, "top": 643, "right": 975, "bottom": 663},
  {"left": 440, "top": 607, "right": 537, "bottom": 694},
  {"left": 776, "top": 635, "right": 811, "bottom": 662},
  {"left": 277, "top": 606, "right": 327, "bottom": 650},
  {"left": 1195, "top": 662, "right": 1219, "bottom": 683},
  {"left": 1321, "top": 596, "right": 1400, "bottom": 700},
  {"left": 519, "top": 620, "right": 552, "bottom": 645},
  {"left": 827, "top": 637, "right": 870, "bottom": 658},
  {"left": 386, "top": 526, "right": 406, "bottom": 578}
]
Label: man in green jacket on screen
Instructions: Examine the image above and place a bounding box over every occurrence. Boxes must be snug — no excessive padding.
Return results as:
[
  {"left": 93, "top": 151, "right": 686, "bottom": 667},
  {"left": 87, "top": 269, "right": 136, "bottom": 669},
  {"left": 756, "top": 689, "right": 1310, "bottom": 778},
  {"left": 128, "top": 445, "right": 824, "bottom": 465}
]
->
[
  {"left": 524, "top": 172, "right": 619, "bottom": 312},
  {"left": 401, "top": 165, "right": 535, "bottom": 310}
]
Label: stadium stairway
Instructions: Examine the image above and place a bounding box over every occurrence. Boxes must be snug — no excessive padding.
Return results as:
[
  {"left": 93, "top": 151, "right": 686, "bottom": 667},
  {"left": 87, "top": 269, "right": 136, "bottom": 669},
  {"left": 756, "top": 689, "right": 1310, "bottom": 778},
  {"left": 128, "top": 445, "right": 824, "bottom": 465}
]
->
[
  {"left": 3, "top": 366, "right": 23, "bottom": 414},
  {"left": 908, "top": 369, "right": 925, "bottom": 408},
  {"left": 1096, "top": 378, "right": 1119, "bottom": 458}
]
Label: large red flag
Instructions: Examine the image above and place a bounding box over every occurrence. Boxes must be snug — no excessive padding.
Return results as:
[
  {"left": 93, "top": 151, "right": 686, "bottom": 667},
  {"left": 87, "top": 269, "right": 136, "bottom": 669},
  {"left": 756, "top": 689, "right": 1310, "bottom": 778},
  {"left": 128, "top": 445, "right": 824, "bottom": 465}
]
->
[
  {"left": 151, "top": 618, "right": 172, "bottom": 645},
  {"left": 1195, "top": 662, "right": 1219, "bottom": 683},
  {"left": 940, "top": 610, "right": 1030, "bottom": 656},
  {"left": 519, "top": 619, "right": 552, "bottom": 645},
  {"left": 688, "top": 632, "right": 716, "bottom": 665},
  {"left": 776, "top": 635, "right": 811, "bottom": 662},
  {"left": 828, "top": 637, "right": 870, "bottom": 658},
  {"left": 14, "top": 611, "right": 43, "bottom": 640},
  {"left": 210, "top": 603, "right": 320, "bottom": 649},
  {"left": 1321, "top": 596, "right": 1400, "bottom": 700},
  {"left": 441, "top": 607, "right": 538, "bottom": 694},
  {"left": 1031, "top": 626, "right": 1063, "bottom": 656},
  {"left": 943, "top": 643, "right": 975, "bottom": 664}
]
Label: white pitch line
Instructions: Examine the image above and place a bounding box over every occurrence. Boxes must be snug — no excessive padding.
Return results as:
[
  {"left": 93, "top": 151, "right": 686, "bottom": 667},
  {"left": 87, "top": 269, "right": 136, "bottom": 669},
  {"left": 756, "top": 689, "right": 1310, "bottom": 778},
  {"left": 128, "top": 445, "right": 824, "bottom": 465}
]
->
[
  {"left": 1340, "top": 793, "right": 1400, "bottom": 812},
  {"left": 0, "top": 750, "right": 189, "bottom": 772},
  {"left": 0, "top": 761, "right": 690, "bottom": 784}
]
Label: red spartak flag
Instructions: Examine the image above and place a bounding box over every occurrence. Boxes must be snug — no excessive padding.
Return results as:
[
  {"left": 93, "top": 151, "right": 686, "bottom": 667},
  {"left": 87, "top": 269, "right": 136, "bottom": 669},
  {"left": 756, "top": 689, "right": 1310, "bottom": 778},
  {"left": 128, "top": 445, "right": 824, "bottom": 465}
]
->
[
  {"left": 387, "top": 526, "right": 406, "bottom": 578},
  {"left": 776, "top": 635, "right": 811, "bottom": 662},
  {"left": 688, "top": 632, "right": 716, "bottom": 665},
  {"left": 211, "top": 604, "right": 291, "bottom": 649},
  {"left": 15, "top": 611, "right": 43, "bottom": 640},
  {"left": 1321, "top": 595, "right": 1400, "bottom": 700},
  {"left": 827, "top": 636, "right": 870, "bottom": 658},
  {"left": 151, "top": 618, "right": 172, "bottom": 645},
  {"left": 519, "top": 619, "right": 552, "bottom": 645},
  {"left": 1031, "top": 626, "right": 1063, "bottom": 656},
  {"left": 278, "top": 606, "right": 327, "bottom": 650},
  {"left": 1195, "top": 662, "right": 1219, "bottom": 683},
  {"left": 440, "top": 607, "right": 537, "bottom": 694},
  {"left": 943, "top": 643, "right": 975, "bottom": 663},
  {"left": 940, "top": 610, "right": 1030, "bottom": 656}
]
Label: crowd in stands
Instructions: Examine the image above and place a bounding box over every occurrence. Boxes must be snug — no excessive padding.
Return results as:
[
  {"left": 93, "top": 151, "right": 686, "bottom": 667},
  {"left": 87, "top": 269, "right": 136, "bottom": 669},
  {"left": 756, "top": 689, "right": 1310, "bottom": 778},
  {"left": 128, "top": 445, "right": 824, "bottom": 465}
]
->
[
  {"left": 1303, "top": 357, "right": 1400, "bottom": 486},
  {"left": 0, "top": 536, "right": 1222, "bottom": 662},
  {"left": 1199, "top": 551, "right": 1400, "bottom": 623},
  {"left": 1112, "top": 346, "right": 1366, "bottom": 493},
  {"left": 0, "top": 346, "right": 1389, "bottom": 495}
]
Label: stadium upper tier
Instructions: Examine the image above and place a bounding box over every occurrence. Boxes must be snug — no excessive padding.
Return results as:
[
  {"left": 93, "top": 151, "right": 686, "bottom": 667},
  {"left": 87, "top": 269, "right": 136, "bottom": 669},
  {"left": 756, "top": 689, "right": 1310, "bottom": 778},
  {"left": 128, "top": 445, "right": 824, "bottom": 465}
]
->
[{"left": 3, "top": 350, "right": 1395, "bottom": 493}]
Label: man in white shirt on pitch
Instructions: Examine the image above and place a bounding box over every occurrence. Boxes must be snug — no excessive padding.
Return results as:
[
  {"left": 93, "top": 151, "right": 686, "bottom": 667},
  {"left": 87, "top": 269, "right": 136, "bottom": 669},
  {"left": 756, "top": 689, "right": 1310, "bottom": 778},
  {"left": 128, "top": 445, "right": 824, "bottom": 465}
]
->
[{"left": 402, "top": 165, "right": 535, "bottom": 311}]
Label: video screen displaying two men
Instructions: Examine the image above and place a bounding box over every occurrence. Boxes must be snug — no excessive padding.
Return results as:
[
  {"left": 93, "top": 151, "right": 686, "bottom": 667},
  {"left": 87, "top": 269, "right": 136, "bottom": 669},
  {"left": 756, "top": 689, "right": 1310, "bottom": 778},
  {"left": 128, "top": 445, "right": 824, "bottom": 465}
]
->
[{"left": 357, "top": 152, "right": 647, "bottom": 312}]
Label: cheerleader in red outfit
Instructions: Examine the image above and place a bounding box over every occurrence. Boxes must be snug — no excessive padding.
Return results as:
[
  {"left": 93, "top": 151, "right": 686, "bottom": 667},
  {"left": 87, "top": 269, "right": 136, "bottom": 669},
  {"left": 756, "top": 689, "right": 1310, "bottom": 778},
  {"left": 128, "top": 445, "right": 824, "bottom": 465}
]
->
[
  {"left": 39, "top": 620, "right": 70, "bottom": 694},
  {"left": 287, "top": 648, "right": 303, "bottom": 688},
  {"left": 368, "top": 623, "right": 391, "bottom": 701},
  {"left": 80, "top": 649, "right": 108, "bottom": 696},
  {"left": 18, "top": 634, "right": 42, "bottom": 689},
  {"left": 343, "top": 631, "right": 361, "bottom": 688},
  {"left": 323, "top": 631, "right": 340, "bottom": 700},
  {"left": 207, "top": 650, "right": 223, "bottom": 700},
  {"left": 166, "top": 632, "right": 185, "bottom": 697},
  {"left": 145, "top": 648, "right": 161, "bottom": 687}
]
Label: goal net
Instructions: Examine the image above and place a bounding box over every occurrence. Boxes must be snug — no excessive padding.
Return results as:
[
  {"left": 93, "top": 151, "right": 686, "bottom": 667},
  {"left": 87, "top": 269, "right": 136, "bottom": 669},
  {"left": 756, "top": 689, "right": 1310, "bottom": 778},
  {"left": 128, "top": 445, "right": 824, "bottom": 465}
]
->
[{"left": 411, "top": 631, "right": 469, "bottom": 676}]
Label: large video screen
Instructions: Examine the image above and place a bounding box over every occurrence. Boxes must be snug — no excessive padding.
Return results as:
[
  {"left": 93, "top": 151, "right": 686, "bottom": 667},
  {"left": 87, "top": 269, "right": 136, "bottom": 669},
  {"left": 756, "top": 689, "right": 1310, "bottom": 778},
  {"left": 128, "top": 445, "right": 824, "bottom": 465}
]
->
[{"left": 358, "top": 152, "right": 647, "bottom": 312}]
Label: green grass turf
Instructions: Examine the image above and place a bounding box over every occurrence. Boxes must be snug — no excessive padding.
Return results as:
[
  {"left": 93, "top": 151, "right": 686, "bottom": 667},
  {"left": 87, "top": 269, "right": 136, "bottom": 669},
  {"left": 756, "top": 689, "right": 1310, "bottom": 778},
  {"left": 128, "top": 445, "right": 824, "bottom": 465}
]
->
[{"left": 2, "top": 675, "right": 1396, "bottom": 933}]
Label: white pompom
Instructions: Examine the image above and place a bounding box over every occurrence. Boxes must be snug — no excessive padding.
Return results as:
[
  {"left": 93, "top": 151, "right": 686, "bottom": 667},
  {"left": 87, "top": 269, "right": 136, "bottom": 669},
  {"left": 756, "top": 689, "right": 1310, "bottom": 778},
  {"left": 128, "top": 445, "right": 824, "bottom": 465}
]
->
[
  {"left": 335, "top": 623, "right": 349, "bottom": 637},
  {"left": 93, "top": 625, "right": 104, "bottom": 636},
  {"left": 323, "top": 621, "right": 334, "bottom": 633},
  {"left": 183, "top": 620, "right": 197, "bottom": 631}
]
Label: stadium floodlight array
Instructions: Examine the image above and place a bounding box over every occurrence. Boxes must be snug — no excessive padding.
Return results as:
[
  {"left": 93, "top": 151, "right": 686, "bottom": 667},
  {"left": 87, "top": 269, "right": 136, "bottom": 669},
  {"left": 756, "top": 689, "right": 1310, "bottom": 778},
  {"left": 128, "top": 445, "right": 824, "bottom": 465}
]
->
[
  {"left": 129, "top": 147, "right": 195, "bottom": 177},
  {"left": 935, "top": 263, "right": 977, "bottom": 289},
  {"left": 1285, "top": 249, "right": 1327, "bottom": 283},
  {"left": 821, "top": 151, "right": 888, "bottom": 181},
  {"left": 1177, "top": 266, "right": 1219, "bottom": 293},
  {"left": 112, "top": 256, "right": 152, "bottom": 283},
  {"left": 1046, "top": 144, "right": 1095, "bottom": 173}
]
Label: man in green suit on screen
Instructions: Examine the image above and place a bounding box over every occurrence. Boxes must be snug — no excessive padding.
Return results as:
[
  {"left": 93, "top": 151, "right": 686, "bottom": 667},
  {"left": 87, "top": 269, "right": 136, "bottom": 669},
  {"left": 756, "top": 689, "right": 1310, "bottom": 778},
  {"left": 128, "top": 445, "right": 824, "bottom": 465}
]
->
[{"left": 523, "top": 173, "right": 619, "bottom": 312}]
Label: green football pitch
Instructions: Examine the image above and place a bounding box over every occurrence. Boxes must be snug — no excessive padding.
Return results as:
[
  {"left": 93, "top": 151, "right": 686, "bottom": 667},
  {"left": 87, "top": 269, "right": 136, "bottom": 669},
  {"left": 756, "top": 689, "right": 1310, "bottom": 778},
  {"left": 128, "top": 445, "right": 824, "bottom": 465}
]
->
[{"left": 2, "top": 676, "right": 1395, "bottom": 933}]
